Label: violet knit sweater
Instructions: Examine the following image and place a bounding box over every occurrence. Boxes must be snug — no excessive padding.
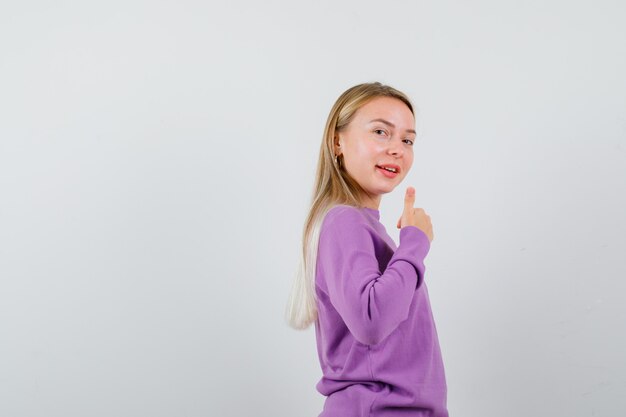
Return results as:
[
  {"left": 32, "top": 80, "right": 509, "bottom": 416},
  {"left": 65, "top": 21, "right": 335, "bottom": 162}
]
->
[{"left": 314, "top": 204, "right": 448, "bottom": 417}]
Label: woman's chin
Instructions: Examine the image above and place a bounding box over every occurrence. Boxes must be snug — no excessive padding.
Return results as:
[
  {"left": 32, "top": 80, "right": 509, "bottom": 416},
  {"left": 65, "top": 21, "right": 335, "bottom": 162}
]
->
[{"left": 375, "top": 186, "right": 395, "bottom": 195}]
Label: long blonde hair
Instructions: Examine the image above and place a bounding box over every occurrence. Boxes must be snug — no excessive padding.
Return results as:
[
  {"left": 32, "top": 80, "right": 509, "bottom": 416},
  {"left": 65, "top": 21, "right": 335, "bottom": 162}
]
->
[{"left": 284, "top": 81, "right": 414, "bottom": 330}]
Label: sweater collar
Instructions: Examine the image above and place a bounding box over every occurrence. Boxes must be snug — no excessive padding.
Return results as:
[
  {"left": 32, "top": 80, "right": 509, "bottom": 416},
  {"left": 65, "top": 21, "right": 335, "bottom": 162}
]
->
[{"left": 362, "top": 206, "right": 380, "bottom": 220}]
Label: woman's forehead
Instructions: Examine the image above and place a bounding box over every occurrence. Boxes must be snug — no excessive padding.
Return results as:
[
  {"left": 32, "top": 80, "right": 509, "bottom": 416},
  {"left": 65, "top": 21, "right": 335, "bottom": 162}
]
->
[{"left": 354, "top": 97, "right": 414, "bottom": 126}]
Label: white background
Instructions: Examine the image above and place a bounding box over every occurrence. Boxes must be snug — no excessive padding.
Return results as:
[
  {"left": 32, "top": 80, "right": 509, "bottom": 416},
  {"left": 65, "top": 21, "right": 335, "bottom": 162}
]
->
[{"left": 1, "top": 1, "right": 625, "bottom": 416}]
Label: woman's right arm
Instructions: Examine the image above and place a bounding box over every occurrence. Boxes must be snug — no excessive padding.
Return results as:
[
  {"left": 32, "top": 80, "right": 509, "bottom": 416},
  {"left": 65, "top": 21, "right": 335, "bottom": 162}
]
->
[{"left": 318, "top": 207, "right": 431, "bottom": 346}]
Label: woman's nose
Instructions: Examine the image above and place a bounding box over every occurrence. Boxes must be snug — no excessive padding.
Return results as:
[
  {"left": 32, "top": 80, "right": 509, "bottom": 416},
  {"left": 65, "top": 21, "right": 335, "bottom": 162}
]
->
[{"left": 387, "top": 137, "right": 404, "bottom": 156}]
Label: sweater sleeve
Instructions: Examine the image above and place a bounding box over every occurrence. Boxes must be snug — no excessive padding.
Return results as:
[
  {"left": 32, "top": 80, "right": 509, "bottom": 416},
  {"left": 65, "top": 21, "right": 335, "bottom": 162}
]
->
[{"left": 317, "top": 207, "right": 431, "bottom": 346}]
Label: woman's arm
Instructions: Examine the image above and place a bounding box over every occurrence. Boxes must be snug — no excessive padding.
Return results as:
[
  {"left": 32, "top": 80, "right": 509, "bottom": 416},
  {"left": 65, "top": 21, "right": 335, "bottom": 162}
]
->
[{"left": 318, "top": 206, "right": 431, "bottom": 346}]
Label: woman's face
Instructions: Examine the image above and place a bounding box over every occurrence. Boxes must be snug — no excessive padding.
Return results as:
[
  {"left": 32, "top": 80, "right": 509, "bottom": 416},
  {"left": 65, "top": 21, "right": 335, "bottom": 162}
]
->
[{"left": 334, "top": 96, "right": 416, "bottom": 209}]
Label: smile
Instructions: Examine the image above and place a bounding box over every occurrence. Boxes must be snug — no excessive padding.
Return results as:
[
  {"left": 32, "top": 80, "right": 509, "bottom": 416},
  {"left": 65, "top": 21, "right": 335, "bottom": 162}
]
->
[
  {"left": 376, "top": 165, "right": 399, "bottom": 178},
  {"left": 376, "top": 163, "right": 400, "bottom": 173}
]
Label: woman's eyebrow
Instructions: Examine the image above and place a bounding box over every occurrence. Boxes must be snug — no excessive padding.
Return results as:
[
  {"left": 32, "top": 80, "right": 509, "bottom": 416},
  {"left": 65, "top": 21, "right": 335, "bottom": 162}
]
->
[{"left": 369, "top": 118, "right": 416, "bottom": 134}]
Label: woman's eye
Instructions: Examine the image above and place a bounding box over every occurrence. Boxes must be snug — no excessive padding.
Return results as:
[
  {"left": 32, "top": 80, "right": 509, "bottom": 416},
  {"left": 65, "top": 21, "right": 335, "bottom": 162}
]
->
[
  {"left": 404, "top": 139, "right": 414, "bottom": 146},
  {"left": 374, "top": 129, "right": 387, "bottom": 136}
]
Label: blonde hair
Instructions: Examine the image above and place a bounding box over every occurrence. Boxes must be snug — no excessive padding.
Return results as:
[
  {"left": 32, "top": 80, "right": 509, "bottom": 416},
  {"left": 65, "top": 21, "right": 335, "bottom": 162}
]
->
[{"left": 284, "top": 81, "right": 415, "bottom": 330}]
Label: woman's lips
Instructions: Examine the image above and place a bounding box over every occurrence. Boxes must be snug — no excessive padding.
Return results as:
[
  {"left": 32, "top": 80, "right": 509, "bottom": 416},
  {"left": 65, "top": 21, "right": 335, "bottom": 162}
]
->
[{"left": 376, "top": 165, "right": 399, "bottom": 178}]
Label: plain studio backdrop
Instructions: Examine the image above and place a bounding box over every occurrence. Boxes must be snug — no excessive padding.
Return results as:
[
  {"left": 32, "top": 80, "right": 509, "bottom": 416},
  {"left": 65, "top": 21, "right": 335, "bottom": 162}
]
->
[{"left": 1, "top": 1, "right": 625, "bottom": 416}]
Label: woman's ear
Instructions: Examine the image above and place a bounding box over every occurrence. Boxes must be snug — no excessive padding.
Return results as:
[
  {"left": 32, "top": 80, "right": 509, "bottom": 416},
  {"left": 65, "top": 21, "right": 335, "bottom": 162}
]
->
[{"left": 333, "top": 133, "right": 342, "bottom": 150}]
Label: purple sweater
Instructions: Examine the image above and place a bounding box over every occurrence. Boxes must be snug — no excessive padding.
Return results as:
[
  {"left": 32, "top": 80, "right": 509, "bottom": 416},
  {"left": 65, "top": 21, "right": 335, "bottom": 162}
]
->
[{"left": 314, "top": 205, "right": 448, "bottom": 417}]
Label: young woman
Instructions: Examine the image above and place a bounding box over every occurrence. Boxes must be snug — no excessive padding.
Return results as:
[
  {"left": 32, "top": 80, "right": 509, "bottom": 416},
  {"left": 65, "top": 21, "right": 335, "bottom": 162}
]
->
[{"left": 285, "top": 82, "right": 448, "bottom": 417}]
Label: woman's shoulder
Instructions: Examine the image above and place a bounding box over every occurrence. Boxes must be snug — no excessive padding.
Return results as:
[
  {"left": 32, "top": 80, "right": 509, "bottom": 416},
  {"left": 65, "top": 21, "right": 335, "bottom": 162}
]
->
[
  {"left": 322, "top": 204, "right": 369, "bottom": 229},
  {"left": 326, "top": 203, "right": 363, "bottom": 217}
]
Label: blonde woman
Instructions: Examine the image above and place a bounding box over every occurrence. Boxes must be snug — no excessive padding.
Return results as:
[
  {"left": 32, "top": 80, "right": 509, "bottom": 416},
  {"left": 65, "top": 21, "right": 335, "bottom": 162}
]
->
[{"left": 285, "top": 82, "right": 448, "bottom": 417}]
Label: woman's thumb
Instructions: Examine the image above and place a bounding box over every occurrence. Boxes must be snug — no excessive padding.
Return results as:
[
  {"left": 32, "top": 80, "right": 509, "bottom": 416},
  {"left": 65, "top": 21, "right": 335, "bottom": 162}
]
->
[{"left": 404, "top": 186, "right": 415, "bottom": 213}]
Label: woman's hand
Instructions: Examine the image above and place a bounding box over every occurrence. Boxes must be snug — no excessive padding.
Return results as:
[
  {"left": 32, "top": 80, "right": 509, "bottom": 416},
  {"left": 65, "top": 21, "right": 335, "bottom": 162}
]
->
[{"left": 396, "top": 186, "right": 434, "bottom": 243}]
